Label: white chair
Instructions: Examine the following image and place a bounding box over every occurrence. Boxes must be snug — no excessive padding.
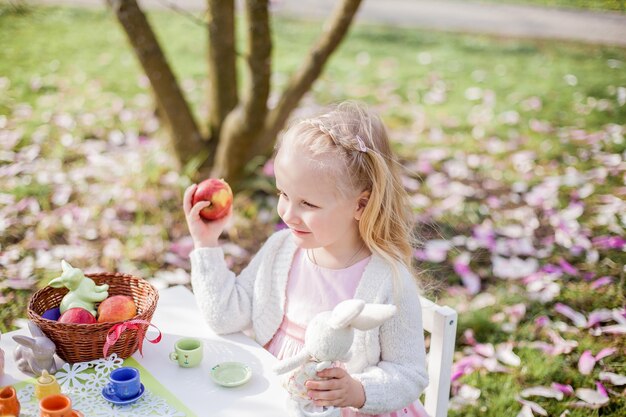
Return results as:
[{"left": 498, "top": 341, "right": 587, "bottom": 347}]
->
[{"left": 419, "top": 296, "right": 458, "bottom": 417}]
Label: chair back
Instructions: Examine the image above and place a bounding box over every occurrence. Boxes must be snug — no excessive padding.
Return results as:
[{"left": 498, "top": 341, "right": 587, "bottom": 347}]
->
[{"left": 419, "top": 296, "right": 458, "bottom": 417}]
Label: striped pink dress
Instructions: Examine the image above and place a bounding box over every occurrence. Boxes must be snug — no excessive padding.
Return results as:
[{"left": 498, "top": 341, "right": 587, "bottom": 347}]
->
[{"left": 265, "top": 249, "right": 427, "bottom": 417}]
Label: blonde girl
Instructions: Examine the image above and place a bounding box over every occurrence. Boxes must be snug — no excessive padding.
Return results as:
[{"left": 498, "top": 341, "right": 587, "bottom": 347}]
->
[{"left": 184, "top": 102, "right": 428, "bottom": 416}]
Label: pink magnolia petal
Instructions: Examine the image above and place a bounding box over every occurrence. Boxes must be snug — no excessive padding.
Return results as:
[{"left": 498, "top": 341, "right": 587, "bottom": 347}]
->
[
  {"left": 463, "top": 329, "right": 477, "bottom": 346},
  {"left": 483, "top": 357, "right": 510, "bottom": 373},
  {"left": 599, "top": 324, "right": 626, "bottom": 334},
  {"left": 599, "top": 371, "right": 626, "bottom": 386},
  {"left": 558, "top": 258, "right": 579, "bottom": 276},
  {"left": 546, "top": 329, "right": 579, "bottom": 355},
  {"left": 555, "top": 303, "right": 587, "bottom": 328},
  {"left": 535, "top": 316, "right": 551, "bottom": 328},
  {"left": 551, "top": 382, "right": 574, "bottom": 396},
  {"left": 594, "top": 347, "right": 617, "bottom": 361},
  {"left": 613, "top": 308, "right": 626, "bottom": 324},
  {"left": 454, "top": 252, "right": 481, "bottom": 294},
  {"left": 516, "top": 397, "right": 548, "bottom": 416},
  {"left": 520, "top": 386, "right": 564, "bottom": 400},
  {"left": 570, "top": 401, "right": 604, "bottom": 409},
  {"left": 578, "top": 350, "right": 596, "bottom": 375},
  {"left": 595, "top": 382, "right": 608, "bottom": 398},
  {"left": 590, "top": 276, "right": 613, "bottom": 289},
  {"left": 449, "top": 384, "right": 481, "bottom": 410},
  {"left": 575, "top": 388, "right": 610, "bottom": 406},
  {"left": 516, "top": 405, "right": 534, "bottom": 417},
  {"left": 496, "top": 344, "right": 521, "bottom": 367},
  {"left": 474, "top": 343, "right": 496, "bottom": 358},
  {"left": 460, "top": 271, "right": 481, "bottom": 295},
  {"left": 421, "top": 239, "right": 453, "bottom": 263},
  {"left": 586, "top": 309, "right": 615, "bottom": 327}
]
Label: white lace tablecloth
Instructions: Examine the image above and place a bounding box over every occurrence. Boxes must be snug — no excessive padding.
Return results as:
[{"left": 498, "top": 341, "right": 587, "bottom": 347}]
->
[{"left": 15, "top": 354, "right": 188, "bottom": 417}]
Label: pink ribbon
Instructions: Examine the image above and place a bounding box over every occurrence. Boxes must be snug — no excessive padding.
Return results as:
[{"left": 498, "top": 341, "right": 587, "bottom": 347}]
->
[{"left": 103, "top": 319, "right": 162, "bottom": 358}]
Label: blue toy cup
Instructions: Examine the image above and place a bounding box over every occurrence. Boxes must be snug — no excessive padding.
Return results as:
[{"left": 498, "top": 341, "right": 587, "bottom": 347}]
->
[{"left": 103, "top": 367, "right": 141, "bottom": 400}]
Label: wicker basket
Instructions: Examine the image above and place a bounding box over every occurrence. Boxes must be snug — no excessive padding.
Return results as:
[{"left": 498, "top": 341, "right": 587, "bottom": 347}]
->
[{"left": 28, "top": 272, "right": 159, "bottom": 363}]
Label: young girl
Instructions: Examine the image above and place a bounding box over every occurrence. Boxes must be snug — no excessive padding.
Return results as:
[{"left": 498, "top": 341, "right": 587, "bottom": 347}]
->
[{"left": 184, "top": 102, "right": 429, "bottom": 416}]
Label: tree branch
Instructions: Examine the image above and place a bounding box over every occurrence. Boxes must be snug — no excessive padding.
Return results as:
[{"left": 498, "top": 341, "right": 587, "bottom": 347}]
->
[
  {"left": 242, "top": 0, "right": 271, "bottom": 126},
  {"left": 211, "top": 0, "right": 271, "bottom": 183},
  {"left": 107, "top": 0, "right": 205, "bottom": 164},
  {"left": 206, "top": 0, "right": 238, "bottom": 140},
  {"left": 252, "top": 0, "right": 363, "bottom": 159}
]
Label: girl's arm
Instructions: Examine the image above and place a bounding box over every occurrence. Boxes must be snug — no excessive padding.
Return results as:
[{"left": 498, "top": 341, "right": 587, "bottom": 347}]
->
[
  {"left": 189, "top": 229, "right": 289, "bottom": 335},
  {"left": 351, "top": 274, "right": 429, "bottom": 414}
]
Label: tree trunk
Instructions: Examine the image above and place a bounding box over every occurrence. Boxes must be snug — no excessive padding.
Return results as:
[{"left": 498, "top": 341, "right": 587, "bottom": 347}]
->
[
  {"left": 110, "top": 0, "right": 363, "bottom": 188},
  {"left": 106, "top": 0, "right": 205, "bottom": 165},
  {"left": 211, "top": 0, "right": 271, "bottom": 184},
  {"left": 206, "top": 0, "right": 238, "bottom": 146}
]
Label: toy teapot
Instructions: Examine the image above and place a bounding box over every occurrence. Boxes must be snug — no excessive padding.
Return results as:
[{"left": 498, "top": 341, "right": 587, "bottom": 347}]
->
[
  {"left": 13, "top": 321, "right": 58, "bottom": 376},
  {"left": 48, "top": 260, "right": 109, "bottom": 316},
  {"left": 35, "top": 370, "right": 61, "bottom": 400}
]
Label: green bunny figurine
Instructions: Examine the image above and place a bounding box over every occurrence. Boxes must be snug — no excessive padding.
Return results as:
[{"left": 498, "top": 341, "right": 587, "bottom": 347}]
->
[{"left": 48, "top": 260, "right": 109, "bottom": 317}]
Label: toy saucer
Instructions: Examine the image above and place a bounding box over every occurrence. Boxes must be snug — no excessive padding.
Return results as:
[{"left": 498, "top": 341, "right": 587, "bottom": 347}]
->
[
  {"left": 101, "top": 383, "right": 145, "bottom": 406},
  {"left": 210, "top": 362, "right": 252, "bottom": 387}
]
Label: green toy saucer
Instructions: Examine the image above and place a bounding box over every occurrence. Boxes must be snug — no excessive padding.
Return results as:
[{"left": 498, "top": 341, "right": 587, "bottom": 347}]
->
[{"left": 210, "top": 362, "right": 252, "bottom": 387}]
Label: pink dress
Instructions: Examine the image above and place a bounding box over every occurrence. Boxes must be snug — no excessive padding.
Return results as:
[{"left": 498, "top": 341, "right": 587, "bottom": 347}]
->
[{"left": 266, "top": 249, "right": 426, "bottom": 417}]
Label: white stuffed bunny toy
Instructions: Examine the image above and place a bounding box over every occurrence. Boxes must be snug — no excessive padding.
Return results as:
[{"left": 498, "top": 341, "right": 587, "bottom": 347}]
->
[{"left": 273, "top": 299, "right": 397, "bottom": 417}]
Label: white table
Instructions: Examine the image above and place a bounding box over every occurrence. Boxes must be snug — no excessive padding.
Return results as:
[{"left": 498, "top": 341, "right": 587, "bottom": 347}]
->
[{"left": 0, "top": 285, "right": 289, "bottom": 416}]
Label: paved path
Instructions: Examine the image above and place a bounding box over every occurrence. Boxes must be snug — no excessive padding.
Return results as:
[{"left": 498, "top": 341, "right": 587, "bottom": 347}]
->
[{"left": 32, "top": 0, "right": 626, "bottom": 46}]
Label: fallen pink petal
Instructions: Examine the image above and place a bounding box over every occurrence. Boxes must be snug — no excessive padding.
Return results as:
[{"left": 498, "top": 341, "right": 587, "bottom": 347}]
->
[
  {"left": 599, "top": 372, "right": 626, "bottom": 386},
  {"left": 594, "top": 347, "right": 617, "bottom": 361},
  {"left": 555, "top": 303, "right": 587, "bottom": 328},
  {"left": 520, "top": 386, "right": 564, "bottom": 400},
  {"left": 575, "top": 388, "right": 610, "bottom": 406},
  {"left": 551, "top": 382, "right": 574, "bottom": 396},
  {"left": 516, "top": 397, "right": 548, "bottom": 416},
  {"left": 578, "top": 350, "right": 596, "bottom": 375}
]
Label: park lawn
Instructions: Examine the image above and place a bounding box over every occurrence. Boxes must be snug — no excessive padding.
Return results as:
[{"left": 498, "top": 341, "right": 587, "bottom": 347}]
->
[
  {"left": 1, "top": 4, "right": 625, "bottom": 417},
  {"left": 468, "top": 0, "right": 625, "bottom": 13}
]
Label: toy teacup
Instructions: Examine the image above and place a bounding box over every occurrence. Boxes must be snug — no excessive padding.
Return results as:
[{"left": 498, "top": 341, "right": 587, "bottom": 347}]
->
[
  {"left": 103, "top": 367, "right": 141, "bottom": 400},
  {"left": 169, "top": 338, "right": 203, "bottom": 368},
  {"left": 39, "top": 394, "right": 83, "bottom": 417}
]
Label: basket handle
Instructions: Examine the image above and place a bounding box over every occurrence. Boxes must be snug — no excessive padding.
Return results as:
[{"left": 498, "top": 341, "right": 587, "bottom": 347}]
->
[{"left": 103, "top": 319, "right": 162, "bottom": 358}]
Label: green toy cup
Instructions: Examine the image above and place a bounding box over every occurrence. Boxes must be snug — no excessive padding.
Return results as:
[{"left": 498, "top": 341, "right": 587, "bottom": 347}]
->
[{"left": 169, "top": 338, "right": 203, "bottom": 368}]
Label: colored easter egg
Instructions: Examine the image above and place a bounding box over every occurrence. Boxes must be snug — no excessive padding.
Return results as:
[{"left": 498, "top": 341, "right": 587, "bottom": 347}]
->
[{"left": 41, "top": 307, "right": 61, "bottom": 321}]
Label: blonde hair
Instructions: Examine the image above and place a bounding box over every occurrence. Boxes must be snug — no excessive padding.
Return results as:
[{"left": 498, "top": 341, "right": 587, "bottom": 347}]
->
[{"left": 276, "top": 102, "right": 417, "bottom": 286}]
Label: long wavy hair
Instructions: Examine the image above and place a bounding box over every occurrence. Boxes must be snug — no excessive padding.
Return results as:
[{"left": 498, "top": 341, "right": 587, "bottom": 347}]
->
[{"left": 276, "top": 102, "right": 418, "bottom": 290}]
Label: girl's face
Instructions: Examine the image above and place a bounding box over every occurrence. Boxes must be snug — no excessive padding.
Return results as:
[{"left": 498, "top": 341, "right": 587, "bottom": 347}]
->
[{"left": 274, "top": 146, "right": 363, "bottom": 253}]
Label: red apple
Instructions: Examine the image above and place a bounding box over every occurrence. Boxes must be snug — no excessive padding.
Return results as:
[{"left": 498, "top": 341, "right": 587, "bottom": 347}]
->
[
  {"left": 97, "top": 295, "right": 137, "bottom": 323},
  {"left": 58, "top": 308, "right": 97, "bottom": 324},
  {"left": 192, "top": 178, "right": 233, "bottom": 221}
]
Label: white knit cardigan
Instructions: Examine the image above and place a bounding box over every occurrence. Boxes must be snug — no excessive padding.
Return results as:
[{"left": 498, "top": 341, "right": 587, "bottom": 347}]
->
[{"left": 190, "top": 229, "right": 429, "bottom": 414}]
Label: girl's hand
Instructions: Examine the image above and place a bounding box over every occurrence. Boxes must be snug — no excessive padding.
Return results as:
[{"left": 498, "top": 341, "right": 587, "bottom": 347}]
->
[
  {"left": 305, "top": 367, "right": 366, "bottom": 409},
  {"left": 183, "top": 184, "right": 232, "bottom": 248}
]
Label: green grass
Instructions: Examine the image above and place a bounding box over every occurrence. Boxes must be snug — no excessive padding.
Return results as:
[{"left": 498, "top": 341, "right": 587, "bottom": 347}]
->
[
  {"left": 469, "top": 0, "right": 626, "bottom": 12},
  {"left": 0, "top": 5, "right": 625, "bottom": 416}
]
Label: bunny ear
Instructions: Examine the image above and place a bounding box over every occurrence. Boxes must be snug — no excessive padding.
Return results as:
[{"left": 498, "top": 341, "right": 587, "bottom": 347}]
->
[
  {"left": 350, "top": 304, "right": 397, "bottom": 331},
  {"left": 328, "top": 299, "right": 366, "bottom": 329},
  {"left": 27, "top": 321, "right": 43, "bottom": 337},
  {"left": 61, "top": 259, "right": 72, "bottom": 272},
  {"left": 48, "top": 277, "right": 64, "bottom": 288},
  {"left": 12, "top": 335, "right": 36, "bottom": 348}
]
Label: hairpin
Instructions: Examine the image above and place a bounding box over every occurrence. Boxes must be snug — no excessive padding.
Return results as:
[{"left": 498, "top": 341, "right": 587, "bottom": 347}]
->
[{"left": 356, "top": 135, "right": 368, "bottom": 153}]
